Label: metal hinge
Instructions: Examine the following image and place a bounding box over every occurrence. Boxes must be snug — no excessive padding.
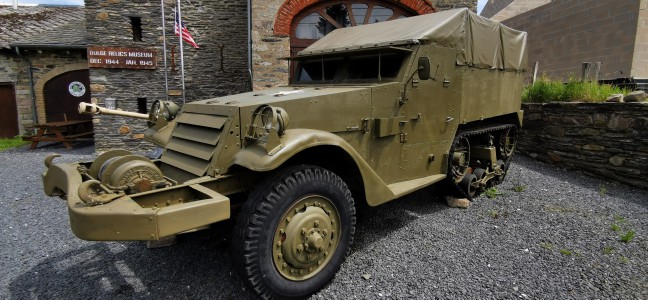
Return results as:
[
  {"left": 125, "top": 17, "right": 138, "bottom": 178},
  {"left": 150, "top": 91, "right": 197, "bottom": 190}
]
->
[{"left": 362, "top": 118, "right": 370, "bottom": 133}]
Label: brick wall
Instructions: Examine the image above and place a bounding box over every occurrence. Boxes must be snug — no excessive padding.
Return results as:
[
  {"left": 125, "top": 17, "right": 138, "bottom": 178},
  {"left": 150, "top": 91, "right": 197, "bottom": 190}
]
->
[
  {"left": 481, "top": 0, "right": 513, "bottom": 18},
  {"left": 503, "top": 0, "right": 642, "bottom": 81},
  {"left": 632, "top": 0, "right": 648, "bottom": 78},
  {"left": 489, "top": 0, "right": 550, "bottom": 22},
  {"left": 519, "top": 103, "right": 648, "bottom": 189},
  {"left": 86, "top": 0, "right": 248, "bottom": 152}
]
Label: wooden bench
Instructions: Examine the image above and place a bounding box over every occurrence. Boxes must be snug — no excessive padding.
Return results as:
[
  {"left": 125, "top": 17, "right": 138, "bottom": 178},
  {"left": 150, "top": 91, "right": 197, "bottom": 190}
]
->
[{"left": 25, "top": 120, "right": 94, "bottom": 150}]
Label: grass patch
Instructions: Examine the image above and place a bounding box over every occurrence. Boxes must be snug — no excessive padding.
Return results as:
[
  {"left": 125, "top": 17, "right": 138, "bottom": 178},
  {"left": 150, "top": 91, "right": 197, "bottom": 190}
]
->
[
  {"left": 513, "top": 184, "right": 527, "bottom": 193},
  {"left": 618, "top": 255, "right": 630, "bottom": 264},
  {"left": 603, "top": 246, "right": 614, "bottom": 255},
  {"left": 559, "top": 248, "right": 573, "bottom": 256},
  {"left": 522, "top": 77, "right": 630, "bottom": 103},
  {"left": 610, "top": 224, "right": 621, "bottom": 232},
  {"left": 620, "top": 230, "right": 636, "bottom": 243},
  {"left": 599, "top": 184, "right": 607, "bottom": 197},
  {"left": 0, "top": 137, "right": 28, "bottom": 151},
  {"left": 488, "top": 210, "right": 499, "bottom": 219},
  {"left": 484, "top": 187, "right": 500, "bottom": 199},
  {"left": 540, "top": 242, "right": 553, "bottom": 250}
]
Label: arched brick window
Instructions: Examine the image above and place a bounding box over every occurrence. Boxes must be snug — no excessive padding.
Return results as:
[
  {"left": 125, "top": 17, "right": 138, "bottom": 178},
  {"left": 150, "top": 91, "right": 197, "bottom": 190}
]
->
[{"left": 275, "top": 0, "right": 436, "bottom": 80}]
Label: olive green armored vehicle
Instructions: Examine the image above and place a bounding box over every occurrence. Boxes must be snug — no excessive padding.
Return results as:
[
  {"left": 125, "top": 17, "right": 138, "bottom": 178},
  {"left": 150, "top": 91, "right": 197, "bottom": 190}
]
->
[{"left": 43, "top": 8, "right": 526, "bottom": 299}]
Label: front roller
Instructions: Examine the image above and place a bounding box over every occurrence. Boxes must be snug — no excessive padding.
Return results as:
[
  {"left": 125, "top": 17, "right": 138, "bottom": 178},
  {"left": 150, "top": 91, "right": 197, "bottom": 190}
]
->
[{"left": 232, "top": 165, "right": 356, "bottom": 299}]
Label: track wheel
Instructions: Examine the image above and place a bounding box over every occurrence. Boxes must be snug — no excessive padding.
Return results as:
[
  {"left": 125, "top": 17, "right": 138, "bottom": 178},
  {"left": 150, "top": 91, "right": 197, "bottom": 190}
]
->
[
  {"left": 498, "top": 127, "right": 518, "bottom": 159},
  {"left": 232, "top": 165, "right": 356, "bottom": 299},
  {"left": 472, "top": 168, "right": 487, "bottom": 191},
  {"left": 460, "top": 173, "right": 478, "bottom": 198}
]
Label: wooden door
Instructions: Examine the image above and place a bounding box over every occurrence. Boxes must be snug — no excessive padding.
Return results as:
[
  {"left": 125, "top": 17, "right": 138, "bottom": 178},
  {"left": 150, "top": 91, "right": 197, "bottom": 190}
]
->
[
  {"left": 45, "top": 70, "right": 92, "bottom": 122},
  {"left": 0, "top": 85, "right": 19, "bottom": 138}
]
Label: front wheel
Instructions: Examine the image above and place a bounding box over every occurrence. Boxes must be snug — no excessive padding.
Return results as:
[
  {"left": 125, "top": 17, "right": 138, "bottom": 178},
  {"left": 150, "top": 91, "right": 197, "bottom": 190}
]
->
[{"left": 232, "top": 165, "right": 356, "bottom": 299}]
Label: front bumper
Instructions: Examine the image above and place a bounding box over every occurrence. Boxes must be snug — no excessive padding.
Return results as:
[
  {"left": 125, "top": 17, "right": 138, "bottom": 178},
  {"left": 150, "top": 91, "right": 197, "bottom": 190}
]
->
[{"left": 43, "top": 163, "right": 230, "bottom": 241}]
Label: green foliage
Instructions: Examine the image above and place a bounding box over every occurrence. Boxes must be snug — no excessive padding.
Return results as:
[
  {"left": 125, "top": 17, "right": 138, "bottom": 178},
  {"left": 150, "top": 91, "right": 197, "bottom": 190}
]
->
[
  {"left": 603, "top": 246, "right": 614, "bottom": 255},
  {"left": 522, "top": 77, "right": 630, "bottom": 103},
  {"left": 599, "top": 184, "right": 607, "bottom": 197},
  {"left": 540, "top": 242, "right": 553, "bottom": 250},
  {"left": 0, "top": 137, "right": 27, "bottom": 151},
  {"left": 559, "top": 248, "right": 573, "bottom": 256},
  {"left": 610, "top": 224, "right": 621, "bottom": 232},
  {"left": 513, "top": 184, "right": 527, "bottom": 193},
  {"left": 488, "top": 210, "right": 499, "bottom": 219},
  {"left": 619, "top": 230, "right": 636, "bottom": 243},
  {"left": 618, "top": 255, "right": 630, "bottom": 264},
  {"left": 484, "top": 187, "right": 500, "bottom": 199}
]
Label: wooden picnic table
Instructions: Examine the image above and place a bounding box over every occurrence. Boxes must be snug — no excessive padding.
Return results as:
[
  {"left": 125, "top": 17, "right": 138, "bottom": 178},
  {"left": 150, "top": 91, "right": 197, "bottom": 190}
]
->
[{"left": 26, "top": 120, "right": 94, "bottom": 150}]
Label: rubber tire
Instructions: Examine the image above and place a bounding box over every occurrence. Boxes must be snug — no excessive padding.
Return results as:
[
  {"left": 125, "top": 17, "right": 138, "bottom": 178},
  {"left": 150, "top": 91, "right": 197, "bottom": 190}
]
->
[
  {"left": 460, "top": 173, "right": 478, "bottom": 198},
  {"left": 232, "top": 165, "right": 356, "bottom": 299}
]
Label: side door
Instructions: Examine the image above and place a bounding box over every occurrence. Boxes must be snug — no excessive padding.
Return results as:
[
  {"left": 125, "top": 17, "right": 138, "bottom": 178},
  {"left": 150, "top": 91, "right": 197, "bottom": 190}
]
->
[
  {"left": 398, "top": 46, "right": 460, "bottom": 180},
  {"left": 0, "top": 84, "right": 19, "bottom": 138}
]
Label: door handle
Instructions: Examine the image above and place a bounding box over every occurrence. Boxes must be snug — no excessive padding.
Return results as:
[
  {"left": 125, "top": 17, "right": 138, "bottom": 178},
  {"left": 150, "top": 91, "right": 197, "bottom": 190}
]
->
[{"left": 445, "top": 116, "right": 454, "bottom": 123}]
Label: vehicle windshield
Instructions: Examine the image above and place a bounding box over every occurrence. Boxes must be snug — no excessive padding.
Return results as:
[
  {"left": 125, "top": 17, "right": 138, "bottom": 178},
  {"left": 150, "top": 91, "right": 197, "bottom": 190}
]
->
[{"left": 292, "top": 50, "right": 409, "bottom": 84}]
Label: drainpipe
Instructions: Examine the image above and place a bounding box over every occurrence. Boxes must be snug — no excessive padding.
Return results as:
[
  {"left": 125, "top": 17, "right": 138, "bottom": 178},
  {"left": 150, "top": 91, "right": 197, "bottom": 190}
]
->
[
  {"left": 15, "top": 46, "right": 38, "bottom": 134},
  {"left": 247, "top": 0, "right": 253, "bottom": 91}
]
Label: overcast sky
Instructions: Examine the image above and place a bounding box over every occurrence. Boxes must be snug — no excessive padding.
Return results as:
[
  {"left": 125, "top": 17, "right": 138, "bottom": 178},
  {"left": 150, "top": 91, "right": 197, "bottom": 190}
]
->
[{"left": 4, "top": 0, "right": 487, "bottom": 13}]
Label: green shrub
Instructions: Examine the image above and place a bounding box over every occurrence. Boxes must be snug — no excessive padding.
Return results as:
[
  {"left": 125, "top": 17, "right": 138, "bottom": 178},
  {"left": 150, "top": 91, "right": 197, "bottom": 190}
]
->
[
  {"left": 522, "top": 77, "right": 630, "bottom": 103},
  {"left": 0, "top": 137, "right": 27, "bottom": 151}
]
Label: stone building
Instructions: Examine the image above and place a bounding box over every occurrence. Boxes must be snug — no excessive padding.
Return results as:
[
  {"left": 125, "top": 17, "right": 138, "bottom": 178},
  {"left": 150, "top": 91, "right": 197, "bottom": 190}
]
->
[
  {"left": 0, "top": 5, "right": 88, "bottom": 138},
  {"left": 87, "top": 0, "right": 477, "bottom": 151},
  {"left": 480, "top": 0, "right": 549, "bottom": 21},
  {"left": 481, "top": 0, "right": 648, "bottom": 89}
]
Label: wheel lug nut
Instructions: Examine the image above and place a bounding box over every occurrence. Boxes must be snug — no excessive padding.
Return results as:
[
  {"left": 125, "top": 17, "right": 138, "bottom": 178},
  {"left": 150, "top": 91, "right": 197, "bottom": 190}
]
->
[
  {"left": 297, "top": 245, "right": 304, "bottom": 252},
  {"left": 279, "top": 229, "right": 285, "bottom": 235},
  {"left": 314, "top": 220, "right": 319, "bottom": 227},
  {"left": 278, "top": 254, "right": 283, "bottom": 260},
  {"left": 286, "top": 217, "right": 291, "bottom": 223},
  {"left": 282, "top": 263, "right": 287, "bottom": 268},
  {"left": 301, "top": 228, "right": 307, "bottom": 235},
  {"left": 322, "top": 230, "right": 328, "bottom": 236},
  {"left": 326, "top": 210, "right": 331, "bottom": 215},
  {"left": 277, "top": 241, "right": 282, "bottom": 247}
]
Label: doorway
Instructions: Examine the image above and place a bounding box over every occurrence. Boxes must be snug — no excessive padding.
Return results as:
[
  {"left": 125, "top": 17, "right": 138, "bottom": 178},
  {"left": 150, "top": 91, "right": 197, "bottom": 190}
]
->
[
  {"left": 44, "top": 69, "right": 92, "bottom": 123},
  {"left": 0, "top": 84, "right": 19, "bottom": 138}
]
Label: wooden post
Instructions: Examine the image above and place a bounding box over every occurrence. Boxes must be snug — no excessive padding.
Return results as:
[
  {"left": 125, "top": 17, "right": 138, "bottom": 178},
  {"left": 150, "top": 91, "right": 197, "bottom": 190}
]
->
[
  {"left": 593, "top": 62, "right": 601, "bottom": 82},
  {"left": 532, "top": 61, "right": 539, "bottom": 84},
  {"left": 582, "top": 62, "right": 592, "bottom": 82}
]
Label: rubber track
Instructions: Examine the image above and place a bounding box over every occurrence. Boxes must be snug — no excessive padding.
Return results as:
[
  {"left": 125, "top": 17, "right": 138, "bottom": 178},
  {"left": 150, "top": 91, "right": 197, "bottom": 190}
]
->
[{"left": 445, "top": 124, "right": 516, "bottom": 200}]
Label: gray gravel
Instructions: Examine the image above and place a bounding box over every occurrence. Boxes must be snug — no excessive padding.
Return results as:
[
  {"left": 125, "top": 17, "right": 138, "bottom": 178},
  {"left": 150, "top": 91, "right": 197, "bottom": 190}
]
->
[{"left": 1, "top": 142, "right": 647, "bottom": 299}]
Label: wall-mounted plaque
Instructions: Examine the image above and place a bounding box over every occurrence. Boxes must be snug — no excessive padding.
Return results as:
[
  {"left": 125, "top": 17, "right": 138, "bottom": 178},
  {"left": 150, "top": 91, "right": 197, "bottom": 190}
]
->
[{"left": 88, "top": 46, "right": 157, "bottom": 69}]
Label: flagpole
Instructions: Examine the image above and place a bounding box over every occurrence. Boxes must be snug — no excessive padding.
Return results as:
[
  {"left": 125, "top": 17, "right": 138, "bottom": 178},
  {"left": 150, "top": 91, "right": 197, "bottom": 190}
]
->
[
  {"left": 176, "top": 0, "right": 186, "bottom": 105},
  {"left": 160, "top": 0, "right": 169, "bottom": 101}
]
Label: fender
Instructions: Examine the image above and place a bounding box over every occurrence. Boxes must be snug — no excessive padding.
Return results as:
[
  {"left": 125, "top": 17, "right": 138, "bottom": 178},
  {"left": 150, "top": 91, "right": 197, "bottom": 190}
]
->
[{"left": 230, "top": 129, "right": 398, "bottom": 206}]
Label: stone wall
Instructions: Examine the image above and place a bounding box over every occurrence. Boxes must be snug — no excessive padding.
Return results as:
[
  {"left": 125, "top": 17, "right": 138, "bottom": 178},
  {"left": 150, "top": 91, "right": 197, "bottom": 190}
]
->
[
  {"left": 86, "top": 0, "right": 248, "bottom": 151},
  {"left": 503, "top": 0, "right": 642, "bottom": 82},
  {"left": 0, "top": 49, "right": 86, "bottom": 135},
  {"left": 518, "top": 103, "right": 648, "bottom": 189}
]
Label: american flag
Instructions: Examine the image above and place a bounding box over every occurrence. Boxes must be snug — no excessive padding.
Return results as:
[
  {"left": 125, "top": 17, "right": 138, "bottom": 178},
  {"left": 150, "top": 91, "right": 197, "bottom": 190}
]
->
[{"left": 175, "top": 11, "right": 199, "bottom": 49}]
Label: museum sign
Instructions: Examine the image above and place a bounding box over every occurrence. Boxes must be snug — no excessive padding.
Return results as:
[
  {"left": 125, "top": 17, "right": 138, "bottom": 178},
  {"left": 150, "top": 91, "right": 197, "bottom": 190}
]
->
[{"left": 88, "top": 46, "right": 157, "bottom": 70}]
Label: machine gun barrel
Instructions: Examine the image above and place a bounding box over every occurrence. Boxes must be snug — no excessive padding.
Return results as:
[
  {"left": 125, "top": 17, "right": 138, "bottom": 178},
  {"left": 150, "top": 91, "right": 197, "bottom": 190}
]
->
[{"left": 79, "top": 102, "right": 148, "bottom": 119}]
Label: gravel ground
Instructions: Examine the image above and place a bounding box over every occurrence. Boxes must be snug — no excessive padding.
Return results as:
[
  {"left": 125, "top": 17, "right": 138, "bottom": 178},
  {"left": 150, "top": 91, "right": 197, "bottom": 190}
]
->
[{"left": 1, "top": 142, "right": 647, "bottom": 299}]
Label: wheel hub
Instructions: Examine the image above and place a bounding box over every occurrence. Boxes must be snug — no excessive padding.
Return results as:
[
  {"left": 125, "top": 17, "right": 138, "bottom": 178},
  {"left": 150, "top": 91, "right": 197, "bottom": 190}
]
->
[{"left": 273, "top": 197, "right": 340, "bottom": 280}]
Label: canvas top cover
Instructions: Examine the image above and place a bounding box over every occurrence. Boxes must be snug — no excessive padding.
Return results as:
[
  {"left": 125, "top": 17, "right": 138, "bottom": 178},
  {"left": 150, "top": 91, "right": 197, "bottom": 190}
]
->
[{"left": 298, "top": 8, "right": 528, "bottom": 71}]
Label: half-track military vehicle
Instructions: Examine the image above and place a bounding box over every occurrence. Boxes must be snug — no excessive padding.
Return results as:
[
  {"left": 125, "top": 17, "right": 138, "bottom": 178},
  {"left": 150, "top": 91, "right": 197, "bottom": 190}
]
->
[{"left": 43, "top": 8, "right": 527, "bottom": 299}]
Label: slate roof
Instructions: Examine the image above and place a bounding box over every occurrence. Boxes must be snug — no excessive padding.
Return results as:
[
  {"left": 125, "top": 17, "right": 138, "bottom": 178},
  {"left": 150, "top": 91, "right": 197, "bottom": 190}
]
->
[{"left": 0, "top": 5, "right": 86, "bottom": 49}]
